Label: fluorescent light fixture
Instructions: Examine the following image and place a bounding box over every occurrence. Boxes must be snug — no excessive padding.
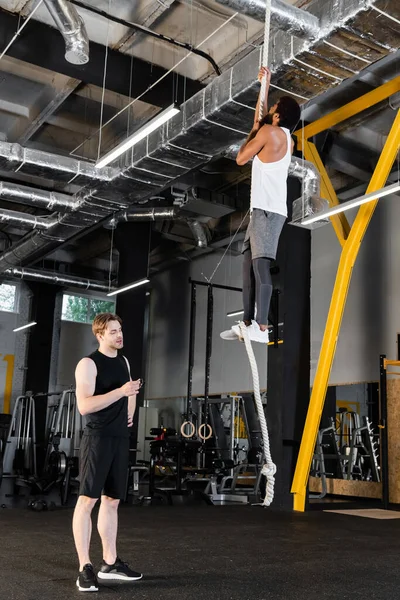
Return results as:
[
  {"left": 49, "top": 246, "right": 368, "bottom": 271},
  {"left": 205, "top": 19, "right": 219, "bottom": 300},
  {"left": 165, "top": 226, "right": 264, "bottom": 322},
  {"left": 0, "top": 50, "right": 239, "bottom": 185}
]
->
[
  {"left": 227, "top": 310, "right": 244, "bottom": 318},
  {"left": 96, "top": 104, "right": 180, "bottom": 169},
  {"left": 302, "top": 182, "right": 400, "bottom": 225},
  {"left": 13, "top": 321, "right": 37, "bottom": 332},
  {"left": 107, "top": 278, "right": 149, "bottom": 297}
]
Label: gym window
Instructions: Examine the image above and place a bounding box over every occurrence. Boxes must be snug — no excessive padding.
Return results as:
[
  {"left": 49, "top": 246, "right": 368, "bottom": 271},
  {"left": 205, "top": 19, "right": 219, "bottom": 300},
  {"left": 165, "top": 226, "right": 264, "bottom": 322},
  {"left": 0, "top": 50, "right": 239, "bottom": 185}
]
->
[
  {"left": 61, "top": 293, "right": 116, "bottom": 324},
  {"left": 0, "top": 283, "right": 17, "bottom": 313}
]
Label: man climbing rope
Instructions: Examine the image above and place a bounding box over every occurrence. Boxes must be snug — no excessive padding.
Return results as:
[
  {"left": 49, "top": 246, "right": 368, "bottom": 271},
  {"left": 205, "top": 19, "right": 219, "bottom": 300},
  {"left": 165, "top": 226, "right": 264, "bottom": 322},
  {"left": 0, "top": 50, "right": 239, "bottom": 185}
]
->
[{"left": 221, "top": 67, "right": 301, "bottom": 344}]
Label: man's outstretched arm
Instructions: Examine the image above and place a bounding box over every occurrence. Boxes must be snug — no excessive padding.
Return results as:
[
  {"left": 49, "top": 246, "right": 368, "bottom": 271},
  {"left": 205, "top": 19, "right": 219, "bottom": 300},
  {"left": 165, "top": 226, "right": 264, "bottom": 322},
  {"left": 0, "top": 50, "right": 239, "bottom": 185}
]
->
[{"left": 236, "top": 67, "right": 271, "bottom": 166}]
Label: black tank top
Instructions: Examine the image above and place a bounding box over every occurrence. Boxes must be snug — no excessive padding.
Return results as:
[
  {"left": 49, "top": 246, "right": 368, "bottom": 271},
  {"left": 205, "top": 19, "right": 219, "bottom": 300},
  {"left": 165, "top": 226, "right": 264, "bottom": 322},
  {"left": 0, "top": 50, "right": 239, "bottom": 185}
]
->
[{"left": 84, "top": 349, "right": 130, "bottom": 438}]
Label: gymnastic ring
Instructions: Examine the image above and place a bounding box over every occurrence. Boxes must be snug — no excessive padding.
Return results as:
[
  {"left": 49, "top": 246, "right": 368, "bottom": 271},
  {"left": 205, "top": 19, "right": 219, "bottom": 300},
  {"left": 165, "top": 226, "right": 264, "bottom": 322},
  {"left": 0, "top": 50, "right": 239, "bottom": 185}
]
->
[
  {"left": 180, "top": 421, "right": 196, "bottom": 438},
  {"left": 198, "top": 423, "right": 213, "bottom": 441}
]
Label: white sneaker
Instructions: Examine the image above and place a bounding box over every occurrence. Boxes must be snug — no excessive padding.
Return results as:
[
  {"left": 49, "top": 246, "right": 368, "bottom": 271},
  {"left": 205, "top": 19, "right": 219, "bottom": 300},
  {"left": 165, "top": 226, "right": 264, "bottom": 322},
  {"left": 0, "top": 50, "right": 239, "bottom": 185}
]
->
[
  {"left": 246, "top": 320, "right": 269, "bottom": 344},
  {"left": 220, "top": 322, "right": 242, "bottom": 341}
]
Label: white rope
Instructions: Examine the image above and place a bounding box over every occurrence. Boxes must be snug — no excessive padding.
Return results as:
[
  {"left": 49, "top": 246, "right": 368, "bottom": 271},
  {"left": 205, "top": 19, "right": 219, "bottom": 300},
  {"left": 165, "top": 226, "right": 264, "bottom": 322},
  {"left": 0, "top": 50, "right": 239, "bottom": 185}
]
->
[
  {"left": 239, "top": 322, "right": 276, "bottom": 506},
  {"left": 258, "top": 0, "right": 272, "bottom": 123}
]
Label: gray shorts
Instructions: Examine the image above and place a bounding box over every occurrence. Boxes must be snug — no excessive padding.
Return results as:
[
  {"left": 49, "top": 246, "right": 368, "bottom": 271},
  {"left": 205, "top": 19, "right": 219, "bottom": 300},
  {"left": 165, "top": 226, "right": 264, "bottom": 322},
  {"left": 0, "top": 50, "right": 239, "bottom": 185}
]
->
[{"left": 242, "top": 208, "right": 286, "bottom": 260}]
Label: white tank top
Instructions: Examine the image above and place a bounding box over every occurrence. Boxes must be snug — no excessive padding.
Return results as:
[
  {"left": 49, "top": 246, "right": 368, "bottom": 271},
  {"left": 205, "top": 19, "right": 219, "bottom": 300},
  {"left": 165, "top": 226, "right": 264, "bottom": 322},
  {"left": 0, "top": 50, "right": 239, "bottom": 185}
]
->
[{"left": 250, "top": 127, "right": 292, "bottom": 218}]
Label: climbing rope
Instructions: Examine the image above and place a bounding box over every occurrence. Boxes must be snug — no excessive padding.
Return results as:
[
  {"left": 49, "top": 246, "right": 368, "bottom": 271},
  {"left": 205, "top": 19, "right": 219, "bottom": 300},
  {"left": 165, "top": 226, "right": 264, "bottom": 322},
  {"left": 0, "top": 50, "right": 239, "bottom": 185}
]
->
[
  {"left": 239, "top": 322, "right": 276, "bottom": 506},
  {"left": 203, "top": 0, "right": 272, "bottom": 284},
  {"left": 258, "top": 0, "right": 272, "bottom": 123},
  {"left": 241, "top": 0, "right": 275, "bottom": 506}
]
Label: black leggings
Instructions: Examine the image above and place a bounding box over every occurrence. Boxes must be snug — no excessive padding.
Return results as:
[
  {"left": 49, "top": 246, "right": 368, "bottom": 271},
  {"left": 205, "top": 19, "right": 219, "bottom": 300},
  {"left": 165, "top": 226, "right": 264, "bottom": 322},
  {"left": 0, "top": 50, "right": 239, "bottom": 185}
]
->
[{"left": 242, "top": 249, "right": 273, "bottom": 326}]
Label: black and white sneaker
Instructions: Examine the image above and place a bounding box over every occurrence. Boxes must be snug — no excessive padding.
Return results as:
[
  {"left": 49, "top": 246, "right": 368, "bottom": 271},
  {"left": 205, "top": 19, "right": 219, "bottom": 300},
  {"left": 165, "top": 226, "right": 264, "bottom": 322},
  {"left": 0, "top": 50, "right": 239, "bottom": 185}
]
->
[
  {"left": 98, "top": 557, "right": 143, "bottom": 581},
  {"left": 76, "top": 564, "right": 99, "bottom": 592}
]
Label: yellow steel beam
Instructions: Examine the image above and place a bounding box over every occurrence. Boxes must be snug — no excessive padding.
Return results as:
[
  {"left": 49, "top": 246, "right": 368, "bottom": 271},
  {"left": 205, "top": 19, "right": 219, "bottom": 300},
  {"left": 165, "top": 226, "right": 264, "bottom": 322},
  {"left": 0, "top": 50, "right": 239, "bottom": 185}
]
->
[
  {"left": 296, "top": 76, "right": 400, "bottom": 141},
  {"left": 303, "top": 141, "right": 350, "bottom": 246},
  {"left": 384, "top": 359, "right": 400, "bottom": 368},
  {"left": 291, "top": 109, "right": 400, "bottom": 512}
]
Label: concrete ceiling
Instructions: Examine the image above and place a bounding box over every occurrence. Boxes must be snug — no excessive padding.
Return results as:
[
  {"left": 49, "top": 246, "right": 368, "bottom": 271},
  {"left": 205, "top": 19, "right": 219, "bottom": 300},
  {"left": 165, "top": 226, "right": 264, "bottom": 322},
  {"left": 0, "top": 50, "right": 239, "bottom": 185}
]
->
[{"left": 0, "top": 0, "right": 397, "bottom": 282}]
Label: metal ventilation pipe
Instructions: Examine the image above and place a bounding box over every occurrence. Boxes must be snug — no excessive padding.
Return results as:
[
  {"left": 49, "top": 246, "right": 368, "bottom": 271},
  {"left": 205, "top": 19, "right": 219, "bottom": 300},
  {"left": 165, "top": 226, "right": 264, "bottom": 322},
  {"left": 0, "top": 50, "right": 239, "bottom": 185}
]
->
[
  {"left": 288, "top": 157, "right": 320, "bottom": 199},
  {"left": 213, "top": 0, "right": 320, "bottom": 40},
  {"left": 0, "top": 207, "right": 57, "bottom": 230},
  {"left": 105, "top": 207, "right": 178, "bottom": 229},
  {"left": 0, "top": 181, "right": 76, "bottom": 212},
  {"left": 43, "top": 0, "right": 89, "bottom": 65},
  {"left": 5, "top": 266, "right": 112, "bottom": 293},
  {"left": 186, "top": 219, "right": 209, "bottom": 248},
  {"left": 288, "top": 159, "right": 329, "bottom": 228}
]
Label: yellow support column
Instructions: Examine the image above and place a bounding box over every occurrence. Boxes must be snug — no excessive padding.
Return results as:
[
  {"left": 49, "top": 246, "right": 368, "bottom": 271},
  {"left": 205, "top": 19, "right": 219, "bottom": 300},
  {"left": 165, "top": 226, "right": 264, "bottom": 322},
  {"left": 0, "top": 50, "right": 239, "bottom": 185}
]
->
[
  {"left": 291, "top": 109, "right": 400, "bottom": 512},
  {"left": 302, "top": 141, "right": 350, "bottom": 246}
]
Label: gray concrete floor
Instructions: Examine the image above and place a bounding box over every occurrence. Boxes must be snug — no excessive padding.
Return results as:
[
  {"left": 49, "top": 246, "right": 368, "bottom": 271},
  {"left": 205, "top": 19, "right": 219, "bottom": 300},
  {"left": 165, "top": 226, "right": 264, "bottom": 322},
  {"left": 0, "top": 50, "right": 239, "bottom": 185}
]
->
[{"left": 0, "top": 503, "right": 399, "bottom": 599}]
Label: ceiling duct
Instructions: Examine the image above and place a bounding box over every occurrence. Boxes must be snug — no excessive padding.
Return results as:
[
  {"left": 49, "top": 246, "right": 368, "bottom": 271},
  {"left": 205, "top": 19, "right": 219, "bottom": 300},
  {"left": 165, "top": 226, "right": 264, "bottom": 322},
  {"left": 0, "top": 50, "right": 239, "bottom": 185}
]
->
[
  {"left": 99, "top": 0, "right": 398, "bottom": 207},
  {"left": 186, "top": 219, "right": 210, "bottom": 248},
  {"left": 0, "top": 200, "right": 180, "bottom": 274},
  {"left": 43, "top": 0, "right": 89, "bottom": 65},
  {"left": 5, "top": 266, "right": 112, "bottom": 292},
  {"left": 0, "top": 207, "right": 57, "bottom": 230},
  {"left": 0, "top": 181, "right": 76, "bottom": 212},
  {"left": 0, "top": 142, "right": 115, "bottom": 187},
  {"left": 0, "top": 0, "right": 397, "bottom": 270},
  {"left": 105, "top": 207, "right": 178, "bottom": 229},
  {"left": 214, "top": 0, "right": 320, "bottom": 40}
]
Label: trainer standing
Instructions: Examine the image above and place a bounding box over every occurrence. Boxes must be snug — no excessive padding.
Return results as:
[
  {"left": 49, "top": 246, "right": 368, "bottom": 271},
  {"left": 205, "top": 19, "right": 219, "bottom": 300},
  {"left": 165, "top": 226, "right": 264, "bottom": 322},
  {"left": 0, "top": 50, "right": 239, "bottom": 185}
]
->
[{"left": 73, "top": 312, "right": 143, "bottom": 592}]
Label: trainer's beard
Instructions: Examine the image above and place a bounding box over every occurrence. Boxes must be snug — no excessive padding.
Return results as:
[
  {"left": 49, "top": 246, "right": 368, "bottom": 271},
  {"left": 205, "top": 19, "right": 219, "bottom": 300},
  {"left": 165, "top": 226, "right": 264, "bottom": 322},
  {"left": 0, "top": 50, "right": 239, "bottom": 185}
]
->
[{"left": 263, "top": 113, "right": 273, "bottom": 125}]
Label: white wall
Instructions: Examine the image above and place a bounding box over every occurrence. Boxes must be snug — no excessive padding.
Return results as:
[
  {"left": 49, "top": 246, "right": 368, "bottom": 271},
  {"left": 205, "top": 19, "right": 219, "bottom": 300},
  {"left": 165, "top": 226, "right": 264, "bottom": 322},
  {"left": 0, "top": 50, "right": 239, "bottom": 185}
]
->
[
  {"left": 146, "top": 251, "right": 268, "bottom": 399},
  {"left": 311, "top": 194, "right": 394, "bottom": 385}
]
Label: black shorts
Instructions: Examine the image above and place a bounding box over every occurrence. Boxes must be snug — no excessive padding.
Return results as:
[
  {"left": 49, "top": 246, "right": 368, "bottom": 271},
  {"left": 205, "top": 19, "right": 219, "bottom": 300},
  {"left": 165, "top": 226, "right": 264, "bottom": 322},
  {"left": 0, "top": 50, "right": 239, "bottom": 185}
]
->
[{"left": 79, "top": 435, "right": 129, "bottom": 500}]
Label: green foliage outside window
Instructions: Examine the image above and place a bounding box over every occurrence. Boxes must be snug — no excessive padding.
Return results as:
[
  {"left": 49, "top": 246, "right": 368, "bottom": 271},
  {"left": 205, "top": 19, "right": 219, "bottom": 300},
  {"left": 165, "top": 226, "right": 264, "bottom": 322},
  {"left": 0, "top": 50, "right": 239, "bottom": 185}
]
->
[
  {"left": 0, "top": 284, "right": 16, "bottom": 312},
  {"left": 62, "top": 294, "right": 115, "bottom": 323}
]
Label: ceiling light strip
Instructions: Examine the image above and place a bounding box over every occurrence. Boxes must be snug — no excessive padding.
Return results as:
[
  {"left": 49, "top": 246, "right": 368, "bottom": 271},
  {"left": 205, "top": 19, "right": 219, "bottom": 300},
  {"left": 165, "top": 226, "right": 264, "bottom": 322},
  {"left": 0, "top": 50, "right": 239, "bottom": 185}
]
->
[
  {"left": 96, "top": 105, "right": 180, "bottom": 168},
  {"left": 13, "top": 321, "right": 37, "bottom": 333},
  {"left": 106, "top": 278, "right": 150, "bottom": 297}
]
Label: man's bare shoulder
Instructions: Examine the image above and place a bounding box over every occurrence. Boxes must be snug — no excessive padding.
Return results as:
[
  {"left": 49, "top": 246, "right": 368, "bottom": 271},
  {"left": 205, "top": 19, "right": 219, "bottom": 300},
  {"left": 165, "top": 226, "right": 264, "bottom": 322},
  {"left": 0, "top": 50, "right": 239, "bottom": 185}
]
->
[
  {"left": 76, "top": 357, "right": 97, "bottom": 372},
  {"left": 259, "top": 124, "right": 274, "bottom": 136}
]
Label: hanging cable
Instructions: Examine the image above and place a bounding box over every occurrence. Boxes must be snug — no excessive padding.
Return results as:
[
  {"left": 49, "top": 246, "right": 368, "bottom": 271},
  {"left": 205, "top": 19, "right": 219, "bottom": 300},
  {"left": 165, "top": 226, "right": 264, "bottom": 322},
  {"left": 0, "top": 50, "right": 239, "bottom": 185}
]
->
[
  {"left": 0, "top": 0, "right": 44, "bottom": 61},
  {"left": 68, "top": 0, "right": 221, "bottom": 76},
  {"left": 201, "top": 1, "right": 272, "bottom": 284},
  {"left": 108, "top": 219, "right": 115, "bottom": 292},
  {"left": 97, "top": 4, "right": 110, "bottom": 162},
  {"left": 70, "top": 13, "right": 237, "bottom": 158}
]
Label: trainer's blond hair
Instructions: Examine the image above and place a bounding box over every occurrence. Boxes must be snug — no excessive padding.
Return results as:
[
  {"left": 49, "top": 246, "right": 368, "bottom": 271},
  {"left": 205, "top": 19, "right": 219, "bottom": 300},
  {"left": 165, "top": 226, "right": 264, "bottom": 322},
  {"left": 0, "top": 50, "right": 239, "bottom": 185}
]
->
[{"left": 92, "top": 313, "right": 122, "bottom": 338}]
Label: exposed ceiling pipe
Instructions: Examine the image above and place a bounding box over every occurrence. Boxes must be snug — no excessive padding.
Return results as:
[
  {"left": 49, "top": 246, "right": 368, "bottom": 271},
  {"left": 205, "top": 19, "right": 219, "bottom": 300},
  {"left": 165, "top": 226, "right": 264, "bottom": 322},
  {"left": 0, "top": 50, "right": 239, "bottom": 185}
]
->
[
  {"left": 43, "top": 0, "right": 89, "bottom": 65},
  {"left": 0, "top": 141, "right": 115, "bottom": 185},
  {"left": 287, "top": 156, "right": 321, "bottom": 200},
  {"left": 186, "top": 219, "right": 210, "bottom": 248},
  {"left": 0, "top": 207, "right": 56, "bottom": 230},
  {"left": 0, "top": 0, "right": 397, "bottom": 271},
  {"left": 5, "top": 266, "right": 112, "bottom": 292},
  {"left": 0, "top": 191, "right": 130, "bottom": 274},
  {"left": 105, "top": 207, "right": 179, "bottom": 229},
  {"left": 68, "top": 0, "right": 221, "bottom": 75},
  {"left": 105, "top": 206, "right": 208, "bottom": 247},
  {"left": 0, "top": 203, "right": 179, "bottom": 274},
  {"left": 213, "top": 0, "right": 320, "bottom": 40},
  {"left": 0, "top": 181, "right": 76, "bottom": 212}
]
